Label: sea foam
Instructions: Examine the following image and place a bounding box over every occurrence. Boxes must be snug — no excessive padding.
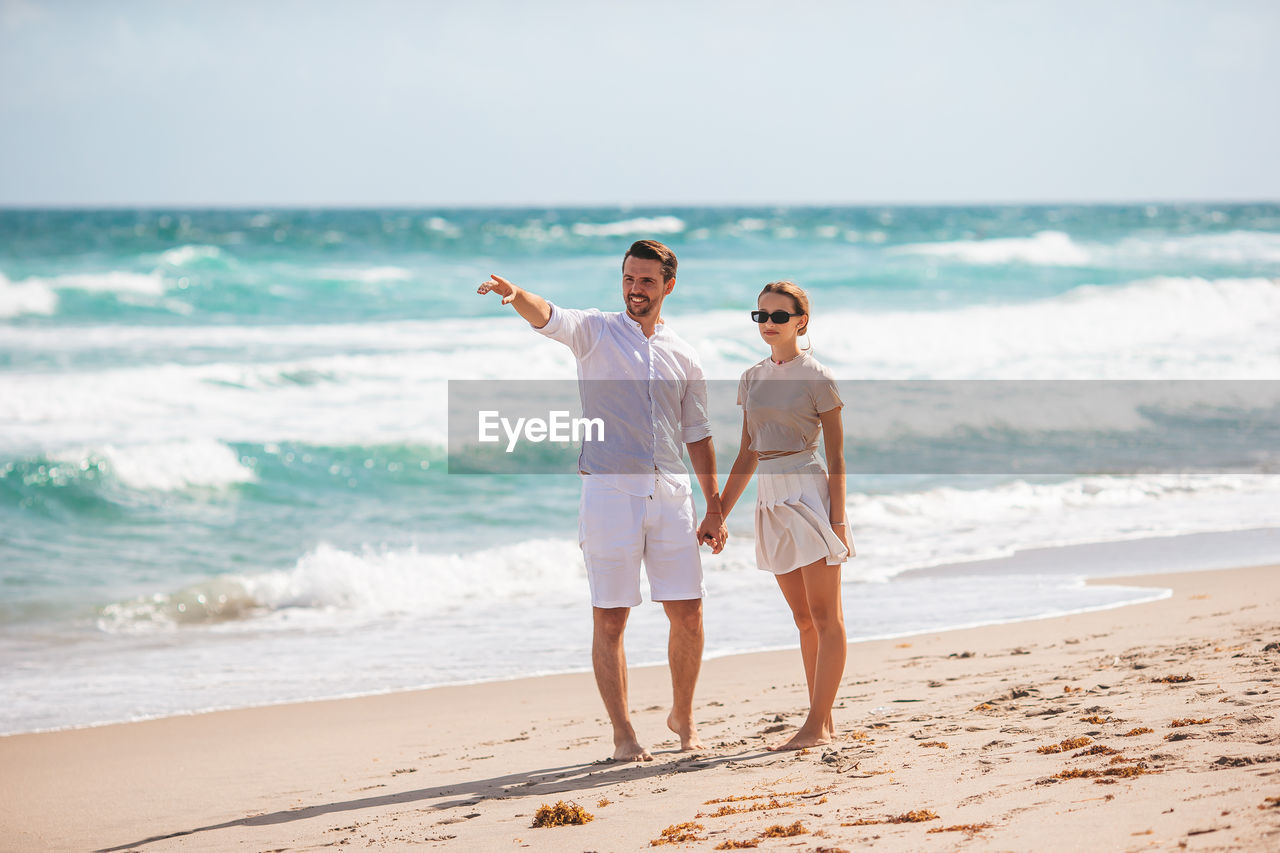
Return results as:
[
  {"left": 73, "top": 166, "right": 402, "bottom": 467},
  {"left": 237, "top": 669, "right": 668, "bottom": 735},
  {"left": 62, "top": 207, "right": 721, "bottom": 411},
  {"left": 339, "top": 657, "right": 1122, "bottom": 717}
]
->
[
  {"left": 888, "top": 229, "right": 1280, "bottom": 268},
  {"left": 889, "top": 230, "right": 1093, "bottom": 265},
  {"left": 570, "top": 215, "right": 685, "bottom": 237},
  {"left": 43, "top": 271, "right": 168, "bottom": 295},
  {"left": 317, "top": 265, "right": 414, "bottom": 283},
  {"left": 2, "top": 276, "right": 1276, "bottom": 458},
  {"left": 96, "top": 538, "right": 586, "bottom": 632},
  {"left": 842, "top": 473, "right": 1280, "bottom": 583},
  {"left": 88, "top": 472, "right": 1280, "bottom": 635},
  {"left": 702, "top": 276, "right": 1280, "bottom": 380},
  {"left": 1114, "top": 230, "right": 1280, "bottom": 265},
  {"left": 0, "top": 271, "right": 58, "bottom": 318},
  {"left": 51, "top": 440, "right": 256, "bottom": 492},
  {"left": 159, "top": 244, "right": 227, "bottom": 267}
]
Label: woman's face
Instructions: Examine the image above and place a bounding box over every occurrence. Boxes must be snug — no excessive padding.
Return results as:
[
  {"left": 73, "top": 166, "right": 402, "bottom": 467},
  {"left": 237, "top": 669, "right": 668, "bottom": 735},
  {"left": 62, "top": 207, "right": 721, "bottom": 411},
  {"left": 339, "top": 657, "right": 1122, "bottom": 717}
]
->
[{"left": 757, "top": 291, "right": 804, "bottom": 347}]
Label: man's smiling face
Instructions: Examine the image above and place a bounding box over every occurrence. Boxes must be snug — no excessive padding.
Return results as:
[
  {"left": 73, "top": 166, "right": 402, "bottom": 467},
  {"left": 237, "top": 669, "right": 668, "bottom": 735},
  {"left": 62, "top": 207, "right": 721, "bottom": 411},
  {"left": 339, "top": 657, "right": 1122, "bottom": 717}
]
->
[{"left": 621, "top": 256, "right": 672, "bottom": 320}]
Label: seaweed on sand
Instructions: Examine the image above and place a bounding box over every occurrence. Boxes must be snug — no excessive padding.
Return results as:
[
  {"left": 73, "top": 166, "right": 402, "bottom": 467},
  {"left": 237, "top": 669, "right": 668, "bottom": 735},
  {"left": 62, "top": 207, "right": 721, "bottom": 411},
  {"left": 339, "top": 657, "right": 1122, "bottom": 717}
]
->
[
  {"left": 532, "top": 801, "right": 594, "bottom": 827},
  {"left": 703, "top": 789, "right": 812, "bottom": 804},
  {"left": 759, "top": 821, "right": 807, "bottom": 837},
  {"left": 698, "top": 798, "right": 794, "bottom": 818},
  {"left": 928, "top": 823, "right": 993, "bottom": 834},
  {"left": 1037, "top": 736, "right": 1093, "bottom": 754},
  {"left": 649, "top": 822, "right": 706, "bottom": 845},
  {"left": 1055, "top": 762, "right": 1155, "bottom": 781},
  {"left": 842, "top": 808, "right": 939, "bottom": 827}
]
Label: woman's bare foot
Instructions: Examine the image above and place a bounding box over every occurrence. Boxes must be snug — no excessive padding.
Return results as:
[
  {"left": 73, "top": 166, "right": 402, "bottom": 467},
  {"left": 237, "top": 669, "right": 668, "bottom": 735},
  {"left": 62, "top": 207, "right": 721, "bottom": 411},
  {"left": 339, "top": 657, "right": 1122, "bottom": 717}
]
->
[
  {"left": 611, "top": 738, "right": 653, "bottom": 762},
  {"left": 767, "top": 727, "right": 831, "bottom": 751},
  {"left": 667, "top": 711, "right": 706, "bottom": 752}
]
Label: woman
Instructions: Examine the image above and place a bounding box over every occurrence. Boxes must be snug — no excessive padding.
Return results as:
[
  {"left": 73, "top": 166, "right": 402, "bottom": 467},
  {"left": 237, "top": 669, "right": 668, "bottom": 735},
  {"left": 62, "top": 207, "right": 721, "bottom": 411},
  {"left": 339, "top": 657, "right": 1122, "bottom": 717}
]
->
[{"left": 721, "top": 280, "right": 852, "bottom": 751}]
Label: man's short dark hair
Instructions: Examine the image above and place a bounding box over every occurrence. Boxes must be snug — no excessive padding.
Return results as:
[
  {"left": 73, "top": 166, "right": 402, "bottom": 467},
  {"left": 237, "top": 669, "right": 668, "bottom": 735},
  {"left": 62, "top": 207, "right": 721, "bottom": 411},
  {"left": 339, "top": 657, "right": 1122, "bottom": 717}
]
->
[{"left": 623, "top": 240, "right": 677, "bottom": 282}]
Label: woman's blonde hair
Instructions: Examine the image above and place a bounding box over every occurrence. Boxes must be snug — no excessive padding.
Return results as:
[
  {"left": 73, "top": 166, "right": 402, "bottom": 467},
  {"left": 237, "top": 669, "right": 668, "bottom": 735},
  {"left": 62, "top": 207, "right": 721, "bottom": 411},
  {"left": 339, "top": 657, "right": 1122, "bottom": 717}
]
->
[{"left": 759, "top": 280, "right": 811, "bottom": 336}]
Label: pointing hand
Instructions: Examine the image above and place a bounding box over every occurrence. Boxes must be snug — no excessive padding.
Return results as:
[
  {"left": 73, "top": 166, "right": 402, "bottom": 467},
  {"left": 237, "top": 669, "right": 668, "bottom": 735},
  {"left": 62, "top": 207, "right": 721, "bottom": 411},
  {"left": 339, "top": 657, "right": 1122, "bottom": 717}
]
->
[{"left": 476, "top": 274, "right": 518, "bottom": 305}]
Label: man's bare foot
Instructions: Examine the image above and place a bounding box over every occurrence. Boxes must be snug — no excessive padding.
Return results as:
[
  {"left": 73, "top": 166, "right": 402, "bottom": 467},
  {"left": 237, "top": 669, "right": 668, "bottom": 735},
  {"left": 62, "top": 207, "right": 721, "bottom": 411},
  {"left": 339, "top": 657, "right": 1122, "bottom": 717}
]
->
[
  {"left": 767, "top": 728, "right": 831, "bottom": 751},
  {"left": 667, "top": 711, "right": 706, "bottom": 751},
  {"left": 611, "top": 739, "right": 653, "bottom": 762}
]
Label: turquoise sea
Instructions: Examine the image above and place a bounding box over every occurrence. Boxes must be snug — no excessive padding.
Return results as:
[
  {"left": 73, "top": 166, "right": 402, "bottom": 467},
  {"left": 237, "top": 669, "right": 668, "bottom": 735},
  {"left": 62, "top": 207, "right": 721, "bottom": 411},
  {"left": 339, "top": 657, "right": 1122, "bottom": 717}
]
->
[{"left": 2, "top": 205, "right": 1279, "bottom": 734}]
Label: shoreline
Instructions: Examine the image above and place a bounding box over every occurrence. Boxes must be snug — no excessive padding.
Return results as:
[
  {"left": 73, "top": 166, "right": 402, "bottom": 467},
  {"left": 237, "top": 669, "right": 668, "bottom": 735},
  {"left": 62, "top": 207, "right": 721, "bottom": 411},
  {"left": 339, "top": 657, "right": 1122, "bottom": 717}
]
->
[
  {"left": 2, "top": 563, "right": 1278, "bottom": 851},
  {"left": 1, "top": 586, "right": 1171, "bottom": 739},
  {"left": 5, "top": 527, "right": 1278, "bottom": 739}
]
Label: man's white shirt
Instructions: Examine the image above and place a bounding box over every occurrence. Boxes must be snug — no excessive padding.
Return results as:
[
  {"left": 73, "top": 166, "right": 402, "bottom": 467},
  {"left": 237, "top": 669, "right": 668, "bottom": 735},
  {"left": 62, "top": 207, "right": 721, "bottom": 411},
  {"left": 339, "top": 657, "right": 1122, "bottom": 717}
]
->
[{"left": 536, "top": 303, "right": 711, "bottom": 497}]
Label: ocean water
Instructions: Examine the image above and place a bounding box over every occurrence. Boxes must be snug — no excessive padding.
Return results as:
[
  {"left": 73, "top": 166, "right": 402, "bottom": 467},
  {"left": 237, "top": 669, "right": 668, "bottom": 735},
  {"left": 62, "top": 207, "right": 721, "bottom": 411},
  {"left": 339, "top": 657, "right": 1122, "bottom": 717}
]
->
[{"left": 2, "top": 204, "right": 1280, "bottom": 735}]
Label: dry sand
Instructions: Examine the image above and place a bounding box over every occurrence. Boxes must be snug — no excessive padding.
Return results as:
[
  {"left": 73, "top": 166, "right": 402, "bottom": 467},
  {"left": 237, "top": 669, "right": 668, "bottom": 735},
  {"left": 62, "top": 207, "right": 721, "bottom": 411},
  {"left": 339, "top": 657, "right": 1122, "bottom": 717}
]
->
[{"left": 2, "top": 564, "right": 1278, "bottom": 852}]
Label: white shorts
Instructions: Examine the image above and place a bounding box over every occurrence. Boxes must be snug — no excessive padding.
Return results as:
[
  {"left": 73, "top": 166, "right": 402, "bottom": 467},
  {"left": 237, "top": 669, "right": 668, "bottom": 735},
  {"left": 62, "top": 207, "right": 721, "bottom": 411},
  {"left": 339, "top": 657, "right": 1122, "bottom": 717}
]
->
[
  {"left": 579, "top": 474, "right": 705, "bottom": 608},
  {"left": 754, "top": 450, "right": 852, "bottom": 575}
]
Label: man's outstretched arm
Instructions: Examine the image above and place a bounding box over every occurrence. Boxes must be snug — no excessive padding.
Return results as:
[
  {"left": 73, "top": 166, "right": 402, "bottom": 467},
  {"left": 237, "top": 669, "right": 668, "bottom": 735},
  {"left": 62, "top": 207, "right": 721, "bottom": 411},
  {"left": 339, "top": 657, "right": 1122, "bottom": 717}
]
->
[{"left": 477, "top": 274, "right": 551, "bottom": 328}]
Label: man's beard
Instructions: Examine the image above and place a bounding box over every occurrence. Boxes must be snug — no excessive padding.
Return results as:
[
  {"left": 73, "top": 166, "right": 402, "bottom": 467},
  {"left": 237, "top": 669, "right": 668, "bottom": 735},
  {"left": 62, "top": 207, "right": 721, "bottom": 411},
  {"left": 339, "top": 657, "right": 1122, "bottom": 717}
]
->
[{"left": 626, "top": 295, "right": 654, "bottom": 317}]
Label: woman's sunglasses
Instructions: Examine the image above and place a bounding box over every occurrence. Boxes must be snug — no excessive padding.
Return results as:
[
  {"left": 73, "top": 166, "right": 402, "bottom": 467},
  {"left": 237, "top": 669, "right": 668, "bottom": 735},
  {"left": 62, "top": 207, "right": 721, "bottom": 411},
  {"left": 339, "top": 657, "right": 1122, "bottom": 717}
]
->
[{"left": 751, "top": 310, "right": 803, "bottom": 324}]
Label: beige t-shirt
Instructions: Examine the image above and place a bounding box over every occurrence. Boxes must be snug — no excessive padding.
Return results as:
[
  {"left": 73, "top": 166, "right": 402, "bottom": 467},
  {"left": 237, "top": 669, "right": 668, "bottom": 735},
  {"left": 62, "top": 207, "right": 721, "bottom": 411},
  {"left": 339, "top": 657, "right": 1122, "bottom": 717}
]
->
[{"left": 736, "top": 351, "right": 843, "bottom": 456}]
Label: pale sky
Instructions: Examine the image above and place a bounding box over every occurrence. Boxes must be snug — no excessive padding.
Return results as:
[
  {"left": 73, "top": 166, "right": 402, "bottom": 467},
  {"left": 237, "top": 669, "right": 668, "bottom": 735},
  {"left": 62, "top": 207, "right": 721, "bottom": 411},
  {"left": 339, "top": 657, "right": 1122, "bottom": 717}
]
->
[{"left": 2, "top": 0, "right": 1277, "bottom": 206}]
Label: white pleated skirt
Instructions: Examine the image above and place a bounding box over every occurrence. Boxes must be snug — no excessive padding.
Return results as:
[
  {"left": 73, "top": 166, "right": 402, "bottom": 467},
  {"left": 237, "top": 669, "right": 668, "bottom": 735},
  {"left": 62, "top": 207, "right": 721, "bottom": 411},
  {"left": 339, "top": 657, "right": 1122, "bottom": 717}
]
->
[{"left": 754, "top": 449, "right": 853, "bottom": 575}]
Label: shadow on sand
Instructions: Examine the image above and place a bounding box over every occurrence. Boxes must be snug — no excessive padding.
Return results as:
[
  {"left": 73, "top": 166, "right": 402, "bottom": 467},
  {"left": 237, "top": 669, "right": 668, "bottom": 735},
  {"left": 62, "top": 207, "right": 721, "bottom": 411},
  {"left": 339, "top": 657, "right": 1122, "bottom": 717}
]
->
[{"left": 96, "top": 746, "right": 775, "bottom": 851}]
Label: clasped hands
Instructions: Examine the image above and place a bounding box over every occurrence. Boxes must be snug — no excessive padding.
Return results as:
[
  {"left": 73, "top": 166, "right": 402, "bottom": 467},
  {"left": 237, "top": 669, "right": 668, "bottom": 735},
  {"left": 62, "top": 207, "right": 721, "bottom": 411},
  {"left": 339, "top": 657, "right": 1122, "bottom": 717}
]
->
[{"left": 697, "top": 513, "right": 728, "bottom": 554}]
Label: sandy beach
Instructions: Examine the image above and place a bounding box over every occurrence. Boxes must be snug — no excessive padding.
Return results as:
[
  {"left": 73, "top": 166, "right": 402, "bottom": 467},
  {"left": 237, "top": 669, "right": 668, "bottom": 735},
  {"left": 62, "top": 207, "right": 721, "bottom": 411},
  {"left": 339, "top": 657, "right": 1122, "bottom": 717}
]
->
[{"left": 2, "top": 563, "right": 1278, "bottom": 852}]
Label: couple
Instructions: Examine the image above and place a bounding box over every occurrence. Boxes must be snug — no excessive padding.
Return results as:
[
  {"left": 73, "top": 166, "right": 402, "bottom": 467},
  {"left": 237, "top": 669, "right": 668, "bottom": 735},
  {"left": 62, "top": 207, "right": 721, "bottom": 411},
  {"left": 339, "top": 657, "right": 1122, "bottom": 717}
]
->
[{"left": 477, "top": 239, "right": 851, "bottom": 759}]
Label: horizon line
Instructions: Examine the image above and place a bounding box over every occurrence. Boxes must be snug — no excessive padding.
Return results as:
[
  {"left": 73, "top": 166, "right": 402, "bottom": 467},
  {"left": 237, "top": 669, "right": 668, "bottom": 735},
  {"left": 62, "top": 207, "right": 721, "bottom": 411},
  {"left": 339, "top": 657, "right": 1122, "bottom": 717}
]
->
[{"left": 1, "top": 196, "right": 1278, "bottom": 212}]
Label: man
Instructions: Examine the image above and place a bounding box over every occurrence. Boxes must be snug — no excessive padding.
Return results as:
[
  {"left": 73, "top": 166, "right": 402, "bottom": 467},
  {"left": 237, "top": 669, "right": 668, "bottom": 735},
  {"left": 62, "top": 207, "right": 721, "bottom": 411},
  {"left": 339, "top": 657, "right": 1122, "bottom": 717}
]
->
[{"left": 477, "top": 239, "right": 726, "bottom": 761}]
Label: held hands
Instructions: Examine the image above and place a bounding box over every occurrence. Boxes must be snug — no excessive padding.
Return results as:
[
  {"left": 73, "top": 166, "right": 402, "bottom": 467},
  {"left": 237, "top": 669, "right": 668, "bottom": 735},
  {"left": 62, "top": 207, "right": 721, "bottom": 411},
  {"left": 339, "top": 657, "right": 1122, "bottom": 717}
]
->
[
  {"left": 476, "top": 274, "right": 518, "bottom": 304},
  {"left": 697, "top": 513, "right": 728, "bottom": 554}
]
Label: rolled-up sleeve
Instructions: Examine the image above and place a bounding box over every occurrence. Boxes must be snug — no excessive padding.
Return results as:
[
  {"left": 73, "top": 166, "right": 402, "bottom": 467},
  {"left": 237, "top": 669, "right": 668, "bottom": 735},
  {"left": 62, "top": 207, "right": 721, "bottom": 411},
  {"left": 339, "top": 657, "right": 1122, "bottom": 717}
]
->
[
  {"left": 536, "top": 302, "right": 603, "bottom": 359},
  {"left": 681, "top": 360, "right": 713, "bottom": 444}
]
